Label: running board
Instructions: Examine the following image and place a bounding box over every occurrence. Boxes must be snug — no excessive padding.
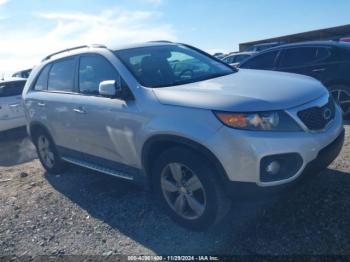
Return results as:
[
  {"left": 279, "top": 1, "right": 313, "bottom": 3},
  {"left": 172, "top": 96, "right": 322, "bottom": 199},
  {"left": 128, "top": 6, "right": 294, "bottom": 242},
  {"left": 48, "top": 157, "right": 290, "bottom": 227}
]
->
[{"left": 62, "top": 157, "right": 134, "bottom": 181}]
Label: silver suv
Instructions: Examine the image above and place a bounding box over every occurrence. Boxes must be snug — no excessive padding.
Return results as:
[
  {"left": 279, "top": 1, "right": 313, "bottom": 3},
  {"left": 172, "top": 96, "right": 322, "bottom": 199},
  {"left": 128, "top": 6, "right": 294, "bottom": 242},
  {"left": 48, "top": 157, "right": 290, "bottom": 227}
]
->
[{"left": 23, "top": 42, "right": 344, "bottom": 230}]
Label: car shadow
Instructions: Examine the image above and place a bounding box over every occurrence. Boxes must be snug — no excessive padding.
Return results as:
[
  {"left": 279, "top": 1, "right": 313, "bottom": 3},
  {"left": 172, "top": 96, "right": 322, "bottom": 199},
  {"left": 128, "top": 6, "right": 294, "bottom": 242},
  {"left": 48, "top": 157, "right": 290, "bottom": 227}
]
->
[
  {"left": 0, "top": 127, "right": 37, "bottom": 167},
  {"left": 45, "top": 166, "right": 350, "bottom": 255}
]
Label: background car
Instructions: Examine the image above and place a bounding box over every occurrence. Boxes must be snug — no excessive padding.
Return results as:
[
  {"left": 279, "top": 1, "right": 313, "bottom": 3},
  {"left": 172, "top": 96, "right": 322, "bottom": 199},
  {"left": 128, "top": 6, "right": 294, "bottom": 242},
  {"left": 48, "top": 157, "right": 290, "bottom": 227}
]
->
[
  {"left": 0, "top": 78, "right": 27, "bottom": 132},
  {"left": 12, "top": 68, "right": 32, "bottom": 79},
  {"left": 221, "top": 51, "right": 256, "bottom": 67},
  {"left": 240, "top": 41, "right": 350, "bottom": 117}
]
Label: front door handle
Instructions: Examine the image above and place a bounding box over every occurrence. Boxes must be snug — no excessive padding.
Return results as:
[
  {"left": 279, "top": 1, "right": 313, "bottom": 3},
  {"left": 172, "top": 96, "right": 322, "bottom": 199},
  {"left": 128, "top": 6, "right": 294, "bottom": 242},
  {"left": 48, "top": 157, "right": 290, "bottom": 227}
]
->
[
  {"left": 37, "top": 102, "right": 46, "bottom": 107},
  {"left": 73, "top": 107, "right": 87, "bottom": 114},
  {"left": 312, "top": 68, "right": 326, "bottom": 72}
]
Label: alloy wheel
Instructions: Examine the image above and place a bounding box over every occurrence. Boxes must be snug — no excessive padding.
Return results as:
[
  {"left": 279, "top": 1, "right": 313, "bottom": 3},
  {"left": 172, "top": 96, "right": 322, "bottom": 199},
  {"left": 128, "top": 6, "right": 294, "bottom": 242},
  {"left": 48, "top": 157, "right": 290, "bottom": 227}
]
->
[
  {"left": 331, "top": 89, "right": 350, "bottom": 115},
  {"left": 160, "top": 162, "right": 207, "bottom": 220},
  {"left": 37, "top": 135, "right": 55, "bottom": 168}
]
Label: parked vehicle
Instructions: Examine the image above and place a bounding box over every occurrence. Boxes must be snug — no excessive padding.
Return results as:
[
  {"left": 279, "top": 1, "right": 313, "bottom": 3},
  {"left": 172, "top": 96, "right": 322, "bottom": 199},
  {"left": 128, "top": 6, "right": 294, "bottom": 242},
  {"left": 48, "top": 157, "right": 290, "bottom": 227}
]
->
[
  {"left": 0, "top": 78, "right": 26, "bottom": 132},
  {"left": 12, "top": 68, "right": 32, "bottom": 79},
  {"left": 240, "top": 41, "right": 350, "bottom": 117},
  {"left": 244, "top": 42, "right": 285, "bottom": 52},
  {"left": 222, "top": 52, "right": 256, "bottom": 67},
  {"left": 22, "top": 42, "right": 344, "bottom": 230}
]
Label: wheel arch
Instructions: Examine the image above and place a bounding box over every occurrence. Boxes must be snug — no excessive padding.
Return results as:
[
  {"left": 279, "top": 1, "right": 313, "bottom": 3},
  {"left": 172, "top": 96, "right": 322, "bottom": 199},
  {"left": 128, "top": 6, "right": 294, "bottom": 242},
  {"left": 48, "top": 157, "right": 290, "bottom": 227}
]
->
[
  {"left": 141, "top": 135, "right": 230, "bottom": 189},
  {"left": 28, "top": 121, "right": 53, "bottom": 142}
]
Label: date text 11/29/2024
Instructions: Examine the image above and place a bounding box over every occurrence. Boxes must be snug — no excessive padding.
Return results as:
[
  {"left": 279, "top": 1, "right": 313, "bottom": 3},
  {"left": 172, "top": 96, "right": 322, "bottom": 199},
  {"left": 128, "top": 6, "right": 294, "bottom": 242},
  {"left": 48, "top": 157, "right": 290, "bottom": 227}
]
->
[{"left": 127, "top": 255, "right": 219, "bottom": 261}]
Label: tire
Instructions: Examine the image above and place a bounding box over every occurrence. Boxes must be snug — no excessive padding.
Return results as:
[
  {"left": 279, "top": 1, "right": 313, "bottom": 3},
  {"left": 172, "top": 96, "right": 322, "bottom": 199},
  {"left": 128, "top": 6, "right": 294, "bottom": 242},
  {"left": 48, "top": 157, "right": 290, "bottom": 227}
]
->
[
  {"left": 328, "top": 84, "right": 350, "bottom": 118},
  {"left": 33, "top": 130, "right": 67, "bottom": 174},
  {"left": 151, "top": 147, "right": 231, "bottom": 231}
]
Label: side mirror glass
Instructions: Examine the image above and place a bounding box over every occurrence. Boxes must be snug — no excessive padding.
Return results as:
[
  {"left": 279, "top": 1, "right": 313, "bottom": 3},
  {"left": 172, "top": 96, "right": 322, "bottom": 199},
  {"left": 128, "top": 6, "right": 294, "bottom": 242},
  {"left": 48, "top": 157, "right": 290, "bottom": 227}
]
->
[{"left": 98, "top": 80, "right": 121, "bottom": 97}]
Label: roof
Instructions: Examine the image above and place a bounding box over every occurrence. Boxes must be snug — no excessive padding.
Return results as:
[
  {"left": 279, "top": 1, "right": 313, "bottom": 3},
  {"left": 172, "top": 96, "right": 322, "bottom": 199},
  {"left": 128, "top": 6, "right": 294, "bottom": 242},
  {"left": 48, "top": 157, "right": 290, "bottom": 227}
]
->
[
  {"left": 225, "top": 51, "right": 257, "bottom": 57},
  {"left": 112, "top": 41, "right": 177, "bottom": 51},
  {"left": 40, "top": 41, "right": 178, "bottom": 62}
]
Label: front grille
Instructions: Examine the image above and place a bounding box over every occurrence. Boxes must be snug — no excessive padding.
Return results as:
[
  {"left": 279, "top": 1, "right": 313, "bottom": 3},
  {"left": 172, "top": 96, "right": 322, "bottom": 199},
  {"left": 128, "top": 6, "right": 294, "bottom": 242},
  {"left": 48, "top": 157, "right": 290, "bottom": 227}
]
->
[{"left": 297, "top": 97, "right": 335, "bottom": 131}]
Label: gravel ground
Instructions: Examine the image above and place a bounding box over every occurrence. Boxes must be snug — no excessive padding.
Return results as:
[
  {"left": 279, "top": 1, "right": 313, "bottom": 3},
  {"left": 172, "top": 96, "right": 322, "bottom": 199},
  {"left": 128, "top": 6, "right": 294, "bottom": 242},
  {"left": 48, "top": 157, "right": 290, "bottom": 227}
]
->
[{"left": 0, "top": 124, "right": 349, "bottom": 256}]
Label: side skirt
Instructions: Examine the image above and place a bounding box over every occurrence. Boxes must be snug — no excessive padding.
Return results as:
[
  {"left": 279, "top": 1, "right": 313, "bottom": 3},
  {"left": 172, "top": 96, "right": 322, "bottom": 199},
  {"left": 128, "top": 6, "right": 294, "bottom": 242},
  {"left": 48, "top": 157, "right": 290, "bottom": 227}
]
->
[{"left": 62, "top": 156, "right": 134, "bottom": 181}]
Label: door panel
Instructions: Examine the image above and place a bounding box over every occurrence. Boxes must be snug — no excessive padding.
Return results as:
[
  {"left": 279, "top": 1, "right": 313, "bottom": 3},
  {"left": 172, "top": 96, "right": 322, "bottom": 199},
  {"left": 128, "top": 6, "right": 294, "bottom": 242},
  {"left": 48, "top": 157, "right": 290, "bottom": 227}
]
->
[
  {"left": 44, "top": 57, "right": 79, "bottom": 150},
  {"left": 71, "top": 95, "right": 142, "bottom": 167},
  {"left": 277, "top": 47, "right": 332, "bottom": 82}
]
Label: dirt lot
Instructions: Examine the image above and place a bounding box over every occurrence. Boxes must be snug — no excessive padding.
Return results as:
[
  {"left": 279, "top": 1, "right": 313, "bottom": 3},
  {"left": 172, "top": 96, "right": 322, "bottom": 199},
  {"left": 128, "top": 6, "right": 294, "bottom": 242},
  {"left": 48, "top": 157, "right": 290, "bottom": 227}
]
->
[{"left": 0, "top": 124, "right": 349, "bottom": 256}]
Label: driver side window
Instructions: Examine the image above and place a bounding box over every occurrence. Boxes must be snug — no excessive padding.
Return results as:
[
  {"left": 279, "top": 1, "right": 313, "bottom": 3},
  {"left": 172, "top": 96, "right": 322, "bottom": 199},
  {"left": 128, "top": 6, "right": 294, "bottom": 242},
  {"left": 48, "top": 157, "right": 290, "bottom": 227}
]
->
[{"left": 79, "top": 55, "right": 119, "bottom": 95}]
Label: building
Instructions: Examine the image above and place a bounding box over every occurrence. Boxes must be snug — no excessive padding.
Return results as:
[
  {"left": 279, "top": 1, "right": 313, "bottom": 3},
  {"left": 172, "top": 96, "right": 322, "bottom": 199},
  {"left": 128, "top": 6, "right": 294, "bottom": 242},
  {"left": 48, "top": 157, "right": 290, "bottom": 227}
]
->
[{"left": 239, "top": 24, "right": 350, "bottom": 51}]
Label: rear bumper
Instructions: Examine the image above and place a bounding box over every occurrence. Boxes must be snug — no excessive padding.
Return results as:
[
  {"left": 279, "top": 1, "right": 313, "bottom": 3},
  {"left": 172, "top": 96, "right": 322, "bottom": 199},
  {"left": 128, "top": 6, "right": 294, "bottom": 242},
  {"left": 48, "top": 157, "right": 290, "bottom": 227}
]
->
[{"left": 224, "top": 128, "right": 345, "bottom": 199}]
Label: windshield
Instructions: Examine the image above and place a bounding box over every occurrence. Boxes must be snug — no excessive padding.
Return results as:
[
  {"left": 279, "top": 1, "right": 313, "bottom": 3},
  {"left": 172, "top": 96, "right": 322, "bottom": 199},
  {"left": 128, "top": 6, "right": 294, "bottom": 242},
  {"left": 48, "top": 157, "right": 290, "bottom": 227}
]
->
[{"left": 114, "top": 45, "right": 235, "bottom": 88}]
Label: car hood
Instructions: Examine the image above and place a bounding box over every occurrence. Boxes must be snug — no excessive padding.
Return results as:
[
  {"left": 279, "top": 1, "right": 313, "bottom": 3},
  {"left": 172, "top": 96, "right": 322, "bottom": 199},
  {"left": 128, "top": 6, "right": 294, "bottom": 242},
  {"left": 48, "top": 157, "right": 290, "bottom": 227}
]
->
[{"left": 152, "top": 69, "right": 328, "bottom": 112}]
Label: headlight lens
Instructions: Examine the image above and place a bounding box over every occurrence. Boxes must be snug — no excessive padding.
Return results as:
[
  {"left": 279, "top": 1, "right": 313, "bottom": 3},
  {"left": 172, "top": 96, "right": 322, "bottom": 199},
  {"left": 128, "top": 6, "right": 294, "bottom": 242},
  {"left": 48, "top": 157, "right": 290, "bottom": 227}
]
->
[{"left": 214, "top": 111, "right": 302, "bottom": 131}]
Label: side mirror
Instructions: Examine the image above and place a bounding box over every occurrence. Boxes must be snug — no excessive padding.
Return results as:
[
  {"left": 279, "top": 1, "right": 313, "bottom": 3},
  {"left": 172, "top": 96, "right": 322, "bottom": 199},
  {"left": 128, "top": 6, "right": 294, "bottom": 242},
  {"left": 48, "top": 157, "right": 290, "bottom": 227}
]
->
[{"left": 98, "top": 80, "right": 121, "bottom": 97}]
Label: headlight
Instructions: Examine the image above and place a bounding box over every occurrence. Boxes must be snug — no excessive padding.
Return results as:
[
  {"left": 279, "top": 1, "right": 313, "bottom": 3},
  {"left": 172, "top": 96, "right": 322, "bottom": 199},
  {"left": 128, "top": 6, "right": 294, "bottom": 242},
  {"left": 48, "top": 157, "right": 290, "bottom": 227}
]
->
[{"left": 213, "top": 111, "right": 302, "bottom": 131}]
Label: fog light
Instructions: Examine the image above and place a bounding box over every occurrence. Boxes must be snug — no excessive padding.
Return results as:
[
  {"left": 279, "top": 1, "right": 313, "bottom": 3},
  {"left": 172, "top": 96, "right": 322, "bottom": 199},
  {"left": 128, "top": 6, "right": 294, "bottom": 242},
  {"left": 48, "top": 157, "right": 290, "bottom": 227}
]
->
[{"left": 266, "top": 161, "right": 280, "bottom": 175}]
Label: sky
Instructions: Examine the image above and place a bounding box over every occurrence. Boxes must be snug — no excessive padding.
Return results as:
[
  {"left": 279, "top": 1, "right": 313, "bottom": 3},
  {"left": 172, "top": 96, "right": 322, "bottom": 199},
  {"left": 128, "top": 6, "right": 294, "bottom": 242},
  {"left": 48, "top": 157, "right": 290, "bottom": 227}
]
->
[{"left": 0, "top": 0, "right": 350, "bottom": 77}]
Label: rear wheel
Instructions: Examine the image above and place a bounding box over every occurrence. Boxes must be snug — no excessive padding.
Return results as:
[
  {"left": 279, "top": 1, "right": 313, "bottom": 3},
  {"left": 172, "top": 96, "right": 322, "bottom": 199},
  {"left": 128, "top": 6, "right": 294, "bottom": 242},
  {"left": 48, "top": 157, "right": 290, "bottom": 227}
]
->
[
  {"left": 152, "top": 147, "right": 231, "bottom": 231},
  {"left": 34, "top": 130, "right": 66, "bottom": 174},
  {"left": 329, "top": 84, "right": 350, "bottom": 118}
]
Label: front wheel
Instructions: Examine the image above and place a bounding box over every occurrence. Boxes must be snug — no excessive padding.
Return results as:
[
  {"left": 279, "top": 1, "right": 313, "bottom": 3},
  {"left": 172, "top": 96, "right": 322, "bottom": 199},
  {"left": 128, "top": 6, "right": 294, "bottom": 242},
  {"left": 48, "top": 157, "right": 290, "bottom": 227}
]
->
[
  {"left": 329, "top": 84, "right": 350, "bottom": 118},
  {"left": 152, "top": 147, "right": 231, "bottom": 231}
]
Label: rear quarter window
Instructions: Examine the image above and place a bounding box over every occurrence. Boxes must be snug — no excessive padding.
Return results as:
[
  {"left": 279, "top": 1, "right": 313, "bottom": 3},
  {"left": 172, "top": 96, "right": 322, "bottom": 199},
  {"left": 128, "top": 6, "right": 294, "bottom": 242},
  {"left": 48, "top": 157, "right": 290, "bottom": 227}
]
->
[{"left": 33, "top": 65, "right": 51, "bottom": 91}]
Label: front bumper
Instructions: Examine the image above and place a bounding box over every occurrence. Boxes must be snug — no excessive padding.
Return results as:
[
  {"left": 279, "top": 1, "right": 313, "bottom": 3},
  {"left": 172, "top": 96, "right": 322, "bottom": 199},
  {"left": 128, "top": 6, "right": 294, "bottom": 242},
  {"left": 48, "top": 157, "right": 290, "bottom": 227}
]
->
[
  {"left": 223, "top": 128, "right": 345, "bottom": 198},
  {"left": 204, "top": 102, "right": 344, "bottom": 187}
]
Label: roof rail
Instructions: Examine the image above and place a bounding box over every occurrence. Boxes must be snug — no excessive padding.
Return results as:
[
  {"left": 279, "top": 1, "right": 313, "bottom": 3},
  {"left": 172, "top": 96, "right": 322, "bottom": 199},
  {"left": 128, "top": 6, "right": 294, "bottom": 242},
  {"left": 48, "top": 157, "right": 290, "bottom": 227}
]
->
[
  {"left": 41, "top": 44, "right": 107, "bottom": 62},
  {"left": 148, "top": 40, "right": 173, "bottom": 43}
]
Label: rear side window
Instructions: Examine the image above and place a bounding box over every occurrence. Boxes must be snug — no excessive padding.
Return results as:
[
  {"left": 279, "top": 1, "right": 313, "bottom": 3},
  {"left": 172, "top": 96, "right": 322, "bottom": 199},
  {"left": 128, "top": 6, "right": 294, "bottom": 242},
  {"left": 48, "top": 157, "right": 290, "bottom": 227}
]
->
[
  {"left": 0, "top": 81, "right": 26, "bottom": 97},
  {"left": 79, "top": 55, "right": 118, "bottom": 95},
  {"left": 48, "top": 58, "right": 76, "bottom": 92},
  {"left": 241, "top": 51, "right": 278, "bottom": 70},
  {"left": 235, "top": 54, "right": 250, "bottom": 63},
  {"left": 278, "top": 47, "right": 318, "bottom": 68},
  {"left": 33, "top": 65, "right": 51, "bottom": 91}
]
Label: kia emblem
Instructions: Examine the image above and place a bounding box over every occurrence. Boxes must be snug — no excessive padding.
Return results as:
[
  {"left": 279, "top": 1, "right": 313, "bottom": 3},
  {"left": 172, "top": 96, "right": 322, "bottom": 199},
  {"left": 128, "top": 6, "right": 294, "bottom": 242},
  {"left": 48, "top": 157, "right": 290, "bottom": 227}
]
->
[{"left": 323, "top": 108, "right": 332, "bottom": 120}]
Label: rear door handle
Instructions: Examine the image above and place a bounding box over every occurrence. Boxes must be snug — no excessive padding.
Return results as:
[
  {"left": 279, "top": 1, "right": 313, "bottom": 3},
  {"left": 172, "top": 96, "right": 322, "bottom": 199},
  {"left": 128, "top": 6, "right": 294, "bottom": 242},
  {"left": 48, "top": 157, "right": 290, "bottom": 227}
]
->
[
  {"left": 9, "top": 103, "right": 20, "bottom": 108},
  {"left": 312, "top": 68, "right": 326, "bottom": 72},
  {"left": 73, "top": 107, "right": 87, "bottom": 114},
  {"left": 37, "top": 102, "right": 46, "bottom": 107}
]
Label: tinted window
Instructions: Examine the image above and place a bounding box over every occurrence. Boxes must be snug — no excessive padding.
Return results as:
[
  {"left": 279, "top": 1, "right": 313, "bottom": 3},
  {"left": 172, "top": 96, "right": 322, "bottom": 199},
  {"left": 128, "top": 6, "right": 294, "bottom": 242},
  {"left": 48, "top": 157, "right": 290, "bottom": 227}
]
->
[
  {"left": 241, "top": 51, "right": 278, "bottom": 70},
  {"left": 315, "top": 47, "right": 331, "bottom": 62},
  {"left": 48, "top": 58, "right": 76, "bottom": 92},
  {"left": 279, "top": 47, "right": 317, "bottom": 68},
  {"left": 235, "top": 54, "right": 250, "bottom": 63},
  {"left": 34, "top": 65, "right": 51, "bottom": 91},
  {"left": 223, "top": 55, "right": 235, "bottom": 64},
  {"left": 115, "top": 45, "right": 234, "bottom": 88},
  {"left": 79, "top": 55, "right": 118, "bottom": 95},
  {"left": 0, "top": 81, "right": 26, "bottom": 97}
]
